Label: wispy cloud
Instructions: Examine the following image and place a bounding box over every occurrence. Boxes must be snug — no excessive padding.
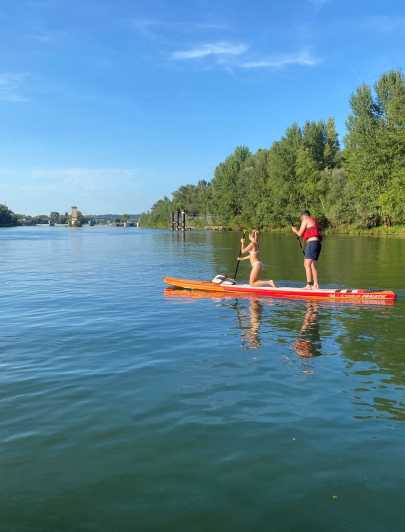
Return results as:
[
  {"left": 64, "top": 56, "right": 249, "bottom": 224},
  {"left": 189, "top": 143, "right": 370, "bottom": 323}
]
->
[
  {"left": 363, "top": 15, "right": 405, "bottom": 33},
  {"left": 0, "top": 166, "right": 146, "bottom": 213},
  {"left": 133, "top": 18, "right": 319, "bottom": 72},
  {"left": 131, "top": 18, "right": 229, "bottom": 42},
  {"left": 131, "top": 18, "right": 162, "bottom": 40},
  {"left": 171, "top": 41, "right": 248, "bottom": 60},
  {"left": 31, "top": 32, "right": 53, "bottom": 43},
  {"left": 195, "top": 23, "right": 229, "bottom": 31},
  {"left": 240, "top": 50, "right": 319, "bottom": 69},
  {"left": 30, "top": 167, "right": 140, "bottom": 191},
  {"left": 308, "top": 0, "right": 330, "bottom": 7},
  {"left": 29, "top": 30, "right": 67, "bottom": 44},
  {"left": 132, "top": 18, "right": 160, "bottom": 31},
  {"left": 0, "top": 73, "right": 29, "bottom": 103}
]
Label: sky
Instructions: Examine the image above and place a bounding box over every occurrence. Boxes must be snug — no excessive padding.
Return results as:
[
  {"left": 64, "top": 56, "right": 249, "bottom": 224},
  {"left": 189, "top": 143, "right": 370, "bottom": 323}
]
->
[{"left": 0, "top": 0, "right": 404, "bottom": 214}]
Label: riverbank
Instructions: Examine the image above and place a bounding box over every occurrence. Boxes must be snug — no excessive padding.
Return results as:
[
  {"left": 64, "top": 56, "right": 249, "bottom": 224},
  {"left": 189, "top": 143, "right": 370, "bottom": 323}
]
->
[{"left": 140, "top": 223, "right": 405, "bottom": 236}]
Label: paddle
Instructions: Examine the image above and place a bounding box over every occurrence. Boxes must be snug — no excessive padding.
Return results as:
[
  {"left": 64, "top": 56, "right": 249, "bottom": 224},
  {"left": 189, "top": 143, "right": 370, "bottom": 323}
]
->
[
  {"left": 233, "top": 230, "right": 246, "bottom": 281},
  {"left": 288, "top": 215, "right": 305, "bottom": 255}
]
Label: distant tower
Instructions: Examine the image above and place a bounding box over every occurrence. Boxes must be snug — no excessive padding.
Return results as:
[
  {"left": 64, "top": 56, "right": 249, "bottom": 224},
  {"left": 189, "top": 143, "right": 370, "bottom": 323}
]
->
[{"left": 70, "top": 206, "right": 80, "bottom": 227}]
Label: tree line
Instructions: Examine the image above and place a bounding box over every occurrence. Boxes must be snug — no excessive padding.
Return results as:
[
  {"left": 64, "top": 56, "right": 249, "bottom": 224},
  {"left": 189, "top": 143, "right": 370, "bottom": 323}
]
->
[{"left": 140, "top": 70, "right": 405, "bottom": 230}]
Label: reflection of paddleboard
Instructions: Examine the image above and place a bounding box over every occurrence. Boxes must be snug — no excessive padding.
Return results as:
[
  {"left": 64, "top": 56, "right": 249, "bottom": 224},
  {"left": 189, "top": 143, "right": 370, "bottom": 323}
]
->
[{"left": 163, "top": 277, "right": 397, "bottom": 303}]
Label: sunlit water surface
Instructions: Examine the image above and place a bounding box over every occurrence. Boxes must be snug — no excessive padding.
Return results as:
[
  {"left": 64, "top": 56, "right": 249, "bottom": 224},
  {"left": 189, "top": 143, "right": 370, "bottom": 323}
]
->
[{"left": 1, "top": 227, "right": 404, "bottom": 532}]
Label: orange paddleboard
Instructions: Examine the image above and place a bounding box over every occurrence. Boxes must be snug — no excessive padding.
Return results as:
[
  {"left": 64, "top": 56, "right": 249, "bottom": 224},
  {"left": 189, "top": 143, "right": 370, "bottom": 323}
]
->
[{"left": 163, "top": 277, "right": 397, "bottom": 303}]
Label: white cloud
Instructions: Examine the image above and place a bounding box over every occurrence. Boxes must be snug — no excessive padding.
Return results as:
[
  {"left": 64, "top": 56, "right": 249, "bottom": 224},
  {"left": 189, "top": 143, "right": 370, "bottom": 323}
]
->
[
  {"left": 240, "top": 50, "right": 319, "bottom": 69},
  {"left": 0, "top": 73, "right": 29, "bottom": 103},
  {"left": 171, "top": 41, "right": 248, "bottom": 60}
]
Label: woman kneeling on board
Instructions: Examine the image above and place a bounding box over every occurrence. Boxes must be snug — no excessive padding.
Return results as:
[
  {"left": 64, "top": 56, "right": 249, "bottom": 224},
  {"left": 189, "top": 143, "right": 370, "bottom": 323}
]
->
[
  {"left": 238, "top": 230, "right": 276, "bottom": 287},
  {"left": 291, "top": 210, "right": 322, "bottom": 290}
]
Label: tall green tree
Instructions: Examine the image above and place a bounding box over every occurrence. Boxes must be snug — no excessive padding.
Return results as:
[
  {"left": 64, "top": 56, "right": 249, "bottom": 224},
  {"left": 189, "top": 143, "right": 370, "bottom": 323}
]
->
[
  {"left": 267, "top": 124, "right": 302, "bottom": 222},
  {"left": 210, "top": 146, "right": 251, "bottom": 224},
  {"left": 302, "top": 121, "right": 327, "bottom": 168},
  {"left": 324, "top": 118, "right": 340, "bottom": 169},
  {"left": 345, "top": 70, "right": 405, "bottom": 225}
]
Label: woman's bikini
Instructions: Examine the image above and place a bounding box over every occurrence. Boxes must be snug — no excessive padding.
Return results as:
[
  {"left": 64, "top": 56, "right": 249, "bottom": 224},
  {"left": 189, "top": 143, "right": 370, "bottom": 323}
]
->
[{"left": 249, "top": 247, "right": 262, "bottom": 267}]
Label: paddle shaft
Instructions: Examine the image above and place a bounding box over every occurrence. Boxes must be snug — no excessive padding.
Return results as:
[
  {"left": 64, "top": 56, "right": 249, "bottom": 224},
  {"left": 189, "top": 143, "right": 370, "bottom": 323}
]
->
[
  {"left": 288, "top": 215, "right": 305, "bottom": 255},
  {"left": 233, "top": 231, "right": 245, "bottom": 280}
]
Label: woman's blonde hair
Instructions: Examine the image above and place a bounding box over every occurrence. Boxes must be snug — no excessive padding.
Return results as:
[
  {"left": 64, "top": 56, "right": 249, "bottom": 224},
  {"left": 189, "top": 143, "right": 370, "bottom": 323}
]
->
[{"left": 249, "top": 229, "right": 259, "bottom": 242}]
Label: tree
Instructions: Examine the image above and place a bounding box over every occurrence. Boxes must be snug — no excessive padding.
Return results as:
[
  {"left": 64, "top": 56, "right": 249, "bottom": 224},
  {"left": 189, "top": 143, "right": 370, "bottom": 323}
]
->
[
  {"left": 267, "top": 124, "right": 302, "bottom": 222},
  {"left": 49, "top": 211, "right": 60, "bottom": 224},
  {"left": 295, "top": 146, "right": 321, "bottom": 210},
  {"left": 302, "top": 121, "right": 327, "bottom": 168},
  {"left": 324, "top": 118, "right": 340, "bottom": 169},
  {"left": 140, "top": 197, "right": 172, "bottom": 227},
  {"left": 0, "top": 204, "right": 17, "bottom": 226},
  {"left": 210, "top": 146, "right": 251, "bottom": 224},
  {"left": 345, "top": 70, "right": 405, "bottom": 225}
]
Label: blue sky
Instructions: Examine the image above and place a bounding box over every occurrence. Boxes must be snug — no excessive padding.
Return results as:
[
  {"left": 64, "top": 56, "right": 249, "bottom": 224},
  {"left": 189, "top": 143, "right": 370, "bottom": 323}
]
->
[{"left": 0, "top": 0, "right": 404, "bottom": 214}]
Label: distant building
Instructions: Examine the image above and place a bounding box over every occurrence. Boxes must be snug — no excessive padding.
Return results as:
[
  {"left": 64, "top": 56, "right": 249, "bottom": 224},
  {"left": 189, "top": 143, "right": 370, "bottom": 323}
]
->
[{"left": 70, "top": 206, "right": 82, "bottom": 227}]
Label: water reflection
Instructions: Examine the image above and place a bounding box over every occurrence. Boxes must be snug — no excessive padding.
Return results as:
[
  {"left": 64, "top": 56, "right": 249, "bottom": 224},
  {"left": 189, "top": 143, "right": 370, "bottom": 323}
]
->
[
  {"left": 232, "top": 299, "right": 263, "bottom": 350},
  {"left": 293, "top": 302, "right": 321, "bottom": 358},
  {"left": 164, "top": 288, "right": 322, "bottom": 355},
  {"left": 164, "top": 287, "right": 405, "bottom": 418}
]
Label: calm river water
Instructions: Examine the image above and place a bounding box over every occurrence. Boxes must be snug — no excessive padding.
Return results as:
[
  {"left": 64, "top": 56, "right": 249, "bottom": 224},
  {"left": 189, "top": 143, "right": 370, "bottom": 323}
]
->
[{"left": 1, "top": 226, "right": 404, "bottom": 532}]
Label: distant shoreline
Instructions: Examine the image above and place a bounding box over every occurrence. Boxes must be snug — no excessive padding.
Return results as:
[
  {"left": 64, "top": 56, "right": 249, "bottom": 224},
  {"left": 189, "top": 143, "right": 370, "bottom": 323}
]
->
[
  {"left": 140, "top": 223, "right": 405, "bottom": 237},
  {"left": 4, "top": 222, "right": 405, "bottom": 237}
]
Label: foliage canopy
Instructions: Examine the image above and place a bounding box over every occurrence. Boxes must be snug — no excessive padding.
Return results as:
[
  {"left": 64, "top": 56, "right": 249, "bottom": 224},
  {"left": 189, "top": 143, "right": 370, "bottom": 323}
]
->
[{"left": 141, "top": 71, "right": 405, "bottom": 230}]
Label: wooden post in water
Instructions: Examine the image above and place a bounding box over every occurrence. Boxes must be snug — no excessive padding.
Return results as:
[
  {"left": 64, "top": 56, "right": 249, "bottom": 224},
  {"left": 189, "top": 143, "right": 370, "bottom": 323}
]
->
[{"left": 170, "top": 209, "right": 187, "bottom": 231}]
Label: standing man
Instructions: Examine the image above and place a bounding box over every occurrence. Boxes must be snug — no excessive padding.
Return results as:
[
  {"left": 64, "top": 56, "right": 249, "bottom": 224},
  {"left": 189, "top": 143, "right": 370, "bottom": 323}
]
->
[{"left": 291, "top": 210, "right": 322, "bottom": 289}]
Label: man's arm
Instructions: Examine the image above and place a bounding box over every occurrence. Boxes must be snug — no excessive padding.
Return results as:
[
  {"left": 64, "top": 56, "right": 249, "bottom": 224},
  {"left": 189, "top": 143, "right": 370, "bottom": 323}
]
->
[{"left": 292, "top": 220, "right": 306, "bottom": 237}]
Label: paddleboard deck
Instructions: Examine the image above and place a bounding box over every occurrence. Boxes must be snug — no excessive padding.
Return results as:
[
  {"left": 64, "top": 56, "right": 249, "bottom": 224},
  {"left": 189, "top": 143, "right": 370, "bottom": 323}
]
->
[{"left": 163, "top": 277, "right": 397, "bottom": 302}]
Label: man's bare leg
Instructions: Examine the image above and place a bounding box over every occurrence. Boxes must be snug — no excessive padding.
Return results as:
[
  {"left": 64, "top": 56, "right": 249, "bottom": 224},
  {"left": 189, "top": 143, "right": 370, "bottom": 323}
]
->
[
  {"left": 304, "top": 259, "right": 312, "bottom": 289},
  {"left": 311, "top": 261, "right": 319, "bottom": 289}
]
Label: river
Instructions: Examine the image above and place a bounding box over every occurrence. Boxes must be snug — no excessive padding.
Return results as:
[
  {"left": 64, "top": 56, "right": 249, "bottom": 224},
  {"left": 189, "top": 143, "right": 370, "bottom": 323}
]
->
[{"left": 1, "top": 226, "right": 404, "bottom": 532}]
